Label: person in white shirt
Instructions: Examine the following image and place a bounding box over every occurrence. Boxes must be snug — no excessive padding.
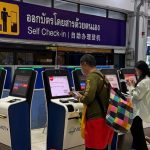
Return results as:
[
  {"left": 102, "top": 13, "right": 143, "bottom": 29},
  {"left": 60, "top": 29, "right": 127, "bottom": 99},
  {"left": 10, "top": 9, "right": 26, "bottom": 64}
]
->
[{"left": 127, "top": 60, "right": 150, "bottom": 150}]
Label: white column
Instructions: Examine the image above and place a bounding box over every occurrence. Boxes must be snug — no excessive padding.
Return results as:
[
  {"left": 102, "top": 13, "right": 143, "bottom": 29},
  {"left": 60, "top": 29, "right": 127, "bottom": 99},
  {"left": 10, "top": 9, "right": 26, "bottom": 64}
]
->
[
  {"left": 137, "top": 1, "right": 148, "bottom": 61},
  {"left": 125, "top": 14, "right": 136, "bottom": 67},
  {"left": 126, "top": 0, "right": 148, "bottom": 67}
]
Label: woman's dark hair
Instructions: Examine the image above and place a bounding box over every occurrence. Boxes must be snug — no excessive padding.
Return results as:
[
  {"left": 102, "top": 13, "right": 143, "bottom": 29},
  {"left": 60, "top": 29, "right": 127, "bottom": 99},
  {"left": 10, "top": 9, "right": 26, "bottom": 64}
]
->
[
  {"left": 80, "top": 54, "right": 96, "bottom": 67},
  {"left": 135, "top": 60, "right": 150, "bottom": 84}
]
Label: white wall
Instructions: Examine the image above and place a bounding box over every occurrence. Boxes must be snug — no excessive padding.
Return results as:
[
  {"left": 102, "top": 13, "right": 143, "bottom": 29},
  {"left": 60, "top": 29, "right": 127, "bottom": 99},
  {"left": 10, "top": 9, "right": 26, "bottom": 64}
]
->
[
  {"left": 70, "top": 0, "right": 135, "bottom": 12},
  {"left": 138, "top": 17, "right": 148, "bottom": 61},
  {"left": 125, "top": 1, "right": 148, "bottom": 67},
  {"left": 148, "top": 9, "right": 150, "bottom": 16}
]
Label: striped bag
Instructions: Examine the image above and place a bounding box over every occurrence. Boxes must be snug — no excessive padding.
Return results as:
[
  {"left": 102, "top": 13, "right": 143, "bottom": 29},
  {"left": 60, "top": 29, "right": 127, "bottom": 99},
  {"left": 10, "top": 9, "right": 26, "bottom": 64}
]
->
[{"left": 106, "top": 88, "right": 133, "bottom": 133}]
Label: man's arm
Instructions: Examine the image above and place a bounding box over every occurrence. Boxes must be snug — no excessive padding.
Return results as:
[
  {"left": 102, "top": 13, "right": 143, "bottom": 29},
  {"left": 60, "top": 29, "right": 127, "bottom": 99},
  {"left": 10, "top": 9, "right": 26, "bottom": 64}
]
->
[{"left": 80, "top": 74, "right": 98, "bottom": 105}]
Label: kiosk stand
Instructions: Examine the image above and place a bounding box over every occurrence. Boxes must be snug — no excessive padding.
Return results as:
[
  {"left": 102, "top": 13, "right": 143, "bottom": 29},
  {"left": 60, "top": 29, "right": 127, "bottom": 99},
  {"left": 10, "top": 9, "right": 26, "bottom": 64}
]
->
[
  {"left": 43, "top": 69, "right": 84, "bottom": 150},
  {"left": 0, "top": 68, "right": 6, "bottom": 98},
  {"left": 2, "top": 66, "right": 13, "bottom": 98},
  {"left": 101, "top": 69, "right": 121, "bottom": 90},
  {"left": 72, "top": 69, "right": 86, "bottom": 91},
  {"left": 0, "top": 69, "right": 36, "bottom": 150},
  {"left": 119, "top": 68, "right": 137, "bottom": 94},
  {"left": 101, "top": 68, "right": 137, "bottom": 150},
  {"left": 101, "top": 69, "right": 121, "bottom": 150}
]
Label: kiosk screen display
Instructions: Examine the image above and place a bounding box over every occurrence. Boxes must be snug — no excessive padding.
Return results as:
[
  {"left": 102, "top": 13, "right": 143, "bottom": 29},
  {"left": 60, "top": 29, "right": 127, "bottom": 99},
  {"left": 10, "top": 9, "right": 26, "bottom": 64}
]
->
[
  {"left": 124, "top": 74, "right": 136, "bottom": 83},
  {"left": 49, "top": 76, "right": 70, "bottom": 97},
  {"left": 79, "top": 75, "right": 86, "bottom": 90},
  {"left": 124, "top": 74, "right": 136, "bottom": 90},
  {"left": 105, "top": 75, "right": 119, "bottom": 89},
  {"left": 12, "top": 75, "right": 30, "bottom": 97}
]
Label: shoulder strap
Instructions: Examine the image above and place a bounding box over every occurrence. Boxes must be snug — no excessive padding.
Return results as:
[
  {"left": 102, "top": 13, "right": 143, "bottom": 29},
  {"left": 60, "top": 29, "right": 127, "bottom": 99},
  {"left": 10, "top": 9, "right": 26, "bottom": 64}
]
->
[
  {"left": 93, "top": 71, "right": 107, "bottom": 115},
  {"left": 93, "top": 71, "right": 105, "bottom": 93}
]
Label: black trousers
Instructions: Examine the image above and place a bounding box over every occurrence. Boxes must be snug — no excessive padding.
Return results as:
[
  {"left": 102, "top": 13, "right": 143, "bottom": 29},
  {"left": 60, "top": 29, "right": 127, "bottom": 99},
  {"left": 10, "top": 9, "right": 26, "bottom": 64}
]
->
[{"left": 130, "top": 116, "right": 148, "bottom": 150}]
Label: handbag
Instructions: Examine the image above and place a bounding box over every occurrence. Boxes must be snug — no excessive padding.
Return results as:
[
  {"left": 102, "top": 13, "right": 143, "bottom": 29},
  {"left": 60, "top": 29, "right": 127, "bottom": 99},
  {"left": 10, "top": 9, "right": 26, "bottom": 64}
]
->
[
  {"left": 106, "top": 88, "right": 133, "bottom": 133},
  {"left": 80, "top": 104, "right": 87, "bottom": 139},
  {"left": 95, "top": 72, "right": 133, "bottom": 133}
]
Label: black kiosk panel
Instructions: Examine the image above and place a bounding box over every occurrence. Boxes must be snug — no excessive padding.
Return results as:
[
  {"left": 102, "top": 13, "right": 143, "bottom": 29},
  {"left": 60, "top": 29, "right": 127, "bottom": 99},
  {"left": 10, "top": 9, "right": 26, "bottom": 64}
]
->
[
  {"left": 43, "top": 69, "right": 71, "bottom": 101},
  {"left": 0, "top": 68, "right": 6, "bottom": 98},
  {"left": 9, "top": 69, "right": 36, "bottom": 103},
  {"left": 11, "top": 75, "right": 30, "bottom": 97},
  {"left": 101, "top": 69, "right": 120, "bottom": 90},
  {"left": 120, "top": 68, "right": 137, "bottom": 93},
  {"left": 72, "top": 70, "right": 86, "bottom": 91},
  {"left": 121, "top": 69, "right": 137, "bottom": 82}
]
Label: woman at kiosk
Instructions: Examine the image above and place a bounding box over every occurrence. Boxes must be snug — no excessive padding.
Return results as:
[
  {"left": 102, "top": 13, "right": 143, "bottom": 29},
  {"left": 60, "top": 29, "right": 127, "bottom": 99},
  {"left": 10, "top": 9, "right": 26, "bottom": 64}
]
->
[
  {"left": 73, "top": 54, "right": 114, "bottom": 150},
  {"left": 127, "top": 60, "right": 150, "bottom": 150}
]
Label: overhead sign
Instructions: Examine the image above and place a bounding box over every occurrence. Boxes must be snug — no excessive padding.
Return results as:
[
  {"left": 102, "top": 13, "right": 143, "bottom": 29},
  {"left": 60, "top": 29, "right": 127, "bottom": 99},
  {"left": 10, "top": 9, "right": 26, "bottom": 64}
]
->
[
  {"left": 0, "top": 1, "right": 126, "bottom": 46},
  {"left": 0, "top": 2, "right": 19, "bottom": 35}
]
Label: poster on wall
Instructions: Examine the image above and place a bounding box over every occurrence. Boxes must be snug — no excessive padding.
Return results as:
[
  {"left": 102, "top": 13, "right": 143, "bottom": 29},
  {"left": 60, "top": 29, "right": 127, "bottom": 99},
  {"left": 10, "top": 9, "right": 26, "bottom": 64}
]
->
[{"left": 0, "top": 1, "right": 126, "bottom": 46}]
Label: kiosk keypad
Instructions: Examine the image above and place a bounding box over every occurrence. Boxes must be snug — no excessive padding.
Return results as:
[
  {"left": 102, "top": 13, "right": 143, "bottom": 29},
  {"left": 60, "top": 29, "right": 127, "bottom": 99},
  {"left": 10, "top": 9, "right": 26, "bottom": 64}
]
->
[
  {"left": 7, "top": 99, "right": 21, "bottom": 103},
  {"left": 59, "top": 99, "right": 69, "bottom": 103},
  {"left": 59, "top": 98, "right": 79, "bottom": 103},
  {"left": 69, "top": 99, "right": 79, "bottom": 103}
]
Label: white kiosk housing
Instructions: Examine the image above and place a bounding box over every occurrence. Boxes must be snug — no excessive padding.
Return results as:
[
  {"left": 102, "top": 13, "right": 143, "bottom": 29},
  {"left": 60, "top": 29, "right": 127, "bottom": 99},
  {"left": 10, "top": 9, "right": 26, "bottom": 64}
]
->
[
  {"left": 0, "top": 69, "right": 36, "bottom": 150},
  {"left": 43, "top": 69, "right": 84, "bottom": 150}
]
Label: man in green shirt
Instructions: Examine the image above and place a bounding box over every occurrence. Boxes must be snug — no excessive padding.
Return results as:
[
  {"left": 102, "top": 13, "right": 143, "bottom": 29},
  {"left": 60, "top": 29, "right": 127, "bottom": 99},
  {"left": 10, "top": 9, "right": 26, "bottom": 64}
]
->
[{"left": 75, "top": 54, "right": 113, "bottom": 150}]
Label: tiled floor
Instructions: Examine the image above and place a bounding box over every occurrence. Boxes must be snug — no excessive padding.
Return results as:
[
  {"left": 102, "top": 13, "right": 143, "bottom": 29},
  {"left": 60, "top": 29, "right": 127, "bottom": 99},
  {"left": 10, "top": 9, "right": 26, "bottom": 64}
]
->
[
  {"left": 31, "top": 128, "right": 150, "bottom": 150},
  {"left": 68, "top": 145, "right": 84, "bottom": 150},
  {"left": 31, "top": 128, "right": 85, "bottom": 150},
  {"left": 31, "top": 128, "right": 46, "bottom": 150}
]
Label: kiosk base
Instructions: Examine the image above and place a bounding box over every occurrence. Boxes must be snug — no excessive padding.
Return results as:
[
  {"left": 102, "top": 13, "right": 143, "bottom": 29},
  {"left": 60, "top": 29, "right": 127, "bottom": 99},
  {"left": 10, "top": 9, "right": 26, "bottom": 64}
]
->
[
  {"left": 47, "top": 100, "right": 84, "bottom": 150},
  {"left": 0, "top": 98, "right": 31, "bottom": 150},
  {"left": 0, "top": 144, "right": 10, "bottom": 150}
]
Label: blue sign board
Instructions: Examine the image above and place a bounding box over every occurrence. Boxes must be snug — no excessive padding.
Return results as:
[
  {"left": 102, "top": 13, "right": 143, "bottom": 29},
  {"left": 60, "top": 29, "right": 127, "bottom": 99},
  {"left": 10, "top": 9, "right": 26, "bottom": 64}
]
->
[{"left": 0, "top": 1, "right": 126, "bottom": 46}]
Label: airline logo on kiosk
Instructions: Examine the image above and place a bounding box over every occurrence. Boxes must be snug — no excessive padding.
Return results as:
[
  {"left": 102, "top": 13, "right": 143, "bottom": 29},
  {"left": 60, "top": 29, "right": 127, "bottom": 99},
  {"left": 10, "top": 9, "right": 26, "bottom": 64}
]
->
[
  {"left": 68, "top": 127, "right": 80, "bottom": 135},
  {"left": 0, "top": 2, "right": 20, "bottom": 35},
  {"left": 0, "top": 125, "right": 8, "bottom": 131},
  {"left": 49, "top": 76, "right": 54, "bottom": 81},
  {"left": 22, "top": 84, "right": 28, "bottom": 88}
]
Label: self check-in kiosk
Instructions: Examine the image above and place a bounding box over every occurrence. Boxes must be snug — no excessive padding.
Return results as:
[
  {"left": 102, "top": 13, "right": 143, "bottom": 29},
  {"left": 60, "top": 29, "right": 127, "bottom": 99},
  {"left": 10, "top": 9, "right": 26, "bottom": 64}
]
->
[
  {"left": 0, "top": 68, "right": 7, "bottom": 98},
  {"left": 43, "top": 69, "right": 83, "bottom": 150},
  {"left": 72, "top": 69, "right": 86, "bottom": 91},
  {"left": 119, "top": 69, "right": 137, "bottom": 94},
  {"left": 100, "top": 69, "right": 121, "bottom": 150},
  {"left": 0, "top": 69, "right": 36, "bottom": 150},
  {"left": 101, "top": 69, "right": 121, "bottom": 90}
]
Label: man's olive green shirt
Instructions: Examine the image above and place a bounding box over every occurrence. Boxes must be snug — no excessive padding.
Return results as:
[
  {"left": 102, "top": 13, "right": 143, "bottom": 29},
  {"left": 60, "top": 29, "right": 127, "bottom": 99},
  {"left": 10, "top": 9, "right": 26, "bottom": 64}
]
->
[{"left": 80, "top": 70, "right": 109, "bottom": 120}]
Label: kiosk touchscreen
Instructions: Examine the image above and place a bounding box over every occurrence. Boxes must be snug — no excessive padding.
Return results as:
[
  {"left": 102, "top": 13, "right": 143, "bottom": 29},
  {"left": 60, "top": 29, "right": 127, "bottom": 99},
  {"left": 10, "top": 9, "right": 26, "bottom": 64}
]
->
[
  {"left": 0, "top": 69, "right": 36, "bottom": 150},
  {"left": 72, "top": 69, "right": 86, "bottom": 91},
  {"left": 43, "top": 69, "right": 71, "bottom": 101},
  {"left": 120, "top": 69, "right": 137, "bottom": 93},
  {"left": 43, "top": 69, "right": 83, "bottom": 150},
  {"left": 101, "top": 69, "right": 120, "bottom": 90},
  {"left": 49, "top": 76, "right": 70, "bottom": 97},
  {"left": 0, "top": 68, "right": 6, "bottom": 98}
]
